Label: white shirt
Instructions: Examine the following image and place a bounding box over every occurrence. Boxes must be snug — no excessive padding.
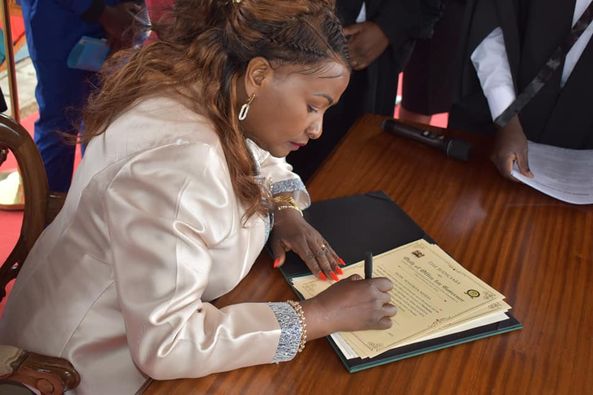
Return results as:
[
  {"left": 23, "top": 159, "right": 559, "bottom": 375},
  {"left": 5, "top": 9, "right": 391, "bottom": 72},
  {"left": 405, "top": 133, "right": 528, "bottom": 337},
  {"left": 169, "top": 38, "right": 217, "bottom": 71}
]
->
[
  {"left": 356, "top": 3, "right": 367, "bottom": 23},
  {"left": 0, "top": 96, "right": 310, "bottom": 394},
  {"left": 471, "top": 0, "right": 593, "bottom": 120}
]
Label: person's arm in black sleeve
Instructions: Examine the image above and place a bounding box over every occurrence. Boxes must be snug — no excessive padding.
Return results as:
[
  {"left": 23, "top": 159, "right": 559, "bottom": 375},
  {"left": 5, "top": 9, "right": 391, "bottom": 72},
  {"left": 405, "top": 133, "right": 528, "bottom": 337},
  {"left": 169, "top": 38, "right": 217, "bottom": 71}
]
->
[{"left": 371, "top": 0, "right": 444, "bottom": 52}]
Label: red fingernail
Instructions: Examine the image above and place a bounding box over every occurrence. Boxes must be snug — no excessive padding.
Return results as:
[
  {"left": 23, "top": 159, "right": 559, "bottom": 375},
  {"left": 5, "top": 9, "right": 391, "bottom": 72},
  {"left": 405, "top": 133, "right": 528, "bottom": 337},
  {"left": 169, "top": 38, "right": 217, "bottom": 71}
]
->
[
  {"left": 318, "top": 272, "right": 327, "bottom": 281},
  {"left": 273, "top": 258, "right": 281, "bottom": 268},
  {"left": 330, "top": 272, "right": 339, "bottom": 282},
  {"left": 336, "top": 267, "right": 344, "bottom": 275},
  {"left": 338, "top": 258, "right": 346, "bottom": 266}
]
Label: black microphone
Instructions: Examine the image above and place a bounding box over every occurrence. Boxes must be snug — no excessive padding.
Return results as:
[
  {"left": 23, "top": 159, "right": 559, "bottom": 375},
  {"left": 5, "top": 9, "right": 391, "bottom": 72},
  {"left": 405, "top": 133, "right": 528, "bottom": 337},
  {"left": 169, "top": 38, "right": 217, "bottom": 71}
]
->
[{"left": 381, "top": 119, "right": 472, "bottom": 161}]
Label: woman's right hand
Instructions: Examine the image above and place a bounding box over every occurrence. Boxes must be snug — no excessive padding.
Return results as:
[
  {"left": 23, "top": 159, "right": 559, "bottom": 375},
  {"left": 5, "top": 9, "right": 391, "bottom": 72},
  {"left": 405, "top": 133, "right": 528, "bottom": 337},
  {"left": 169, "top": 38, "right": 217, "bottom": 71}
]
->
[{"left": 300, "top": 275, "right": 397, "bottom": 340}]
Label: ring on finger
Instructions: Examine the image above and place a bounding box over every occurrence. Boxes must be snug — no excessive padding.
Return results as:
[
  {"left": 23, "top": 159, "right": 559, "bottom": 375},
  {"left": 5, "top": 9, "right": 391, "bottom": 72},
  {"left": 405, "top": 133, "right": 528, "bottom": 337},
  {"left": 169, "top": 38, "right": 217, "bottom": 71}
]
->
[
  {"left": 308, "top": 245, "right": 328, "bottom": 258},
  {"left": 316, "top": 243, "right": 329, "bottom": 256}
]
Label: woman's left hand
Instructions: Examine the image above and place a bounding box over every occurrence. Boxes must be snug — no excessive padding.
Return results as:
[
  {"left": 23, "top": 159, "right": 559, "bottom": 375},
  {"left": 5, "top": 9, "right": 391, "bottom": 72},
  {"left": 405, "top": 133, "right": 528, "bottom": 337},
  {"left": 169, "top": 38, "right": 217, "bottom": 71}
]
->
[{"left": 269, "top": 207, "right": 345, "bottom": 281}]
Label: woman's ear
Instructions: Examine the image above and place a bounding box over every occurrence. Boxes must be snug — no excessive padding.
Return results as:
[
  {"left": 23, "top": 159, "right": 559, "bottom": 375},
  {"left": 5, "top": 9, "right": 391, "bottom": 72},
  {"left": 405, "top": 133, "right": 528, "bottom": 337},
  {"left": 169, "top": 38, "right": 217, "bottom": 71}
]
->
[{"left": 243, "top": 57, "right": 273, "bottom": 95}]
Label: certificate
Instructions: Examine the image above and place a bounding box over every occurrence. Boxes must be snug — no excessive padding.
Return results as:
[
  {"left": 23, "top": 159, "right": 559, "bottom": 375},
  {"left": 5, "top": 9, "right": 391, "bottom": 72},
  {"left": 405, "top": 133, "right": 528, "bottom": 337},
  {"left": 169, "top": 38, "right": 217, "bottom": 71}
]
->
[{"left": 292, "top": 239, "right": 509, "bottom": 358}]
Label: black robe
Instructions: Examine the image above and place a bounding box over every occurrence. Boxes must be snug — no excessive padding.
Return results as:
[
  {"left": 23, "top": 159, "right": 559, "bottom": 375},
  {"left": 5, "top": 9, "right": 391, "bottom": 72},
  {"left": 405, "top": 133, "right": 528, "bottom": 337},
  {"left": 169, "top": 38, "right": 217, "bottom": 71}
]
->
[
  {"left": 401, "top": 0, "right": 467, "bottom": 115},
  {"left": 288, "top": 0, "right": 443, "bottom": 182},
  {"left": 449, "top": 0, "right": 593, "bottom": 149}
]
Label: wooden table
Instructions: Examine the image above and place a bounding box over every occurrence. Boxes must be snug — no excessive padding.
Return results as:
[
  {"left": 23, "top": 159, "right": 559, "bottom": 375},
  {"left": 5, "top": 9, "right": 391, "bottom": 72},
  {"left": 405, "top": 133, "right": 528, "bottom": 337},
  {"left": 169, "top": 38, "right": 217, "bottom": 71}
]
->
[{"left": 146, "top": 115, "right": 593, "bottom": 395}]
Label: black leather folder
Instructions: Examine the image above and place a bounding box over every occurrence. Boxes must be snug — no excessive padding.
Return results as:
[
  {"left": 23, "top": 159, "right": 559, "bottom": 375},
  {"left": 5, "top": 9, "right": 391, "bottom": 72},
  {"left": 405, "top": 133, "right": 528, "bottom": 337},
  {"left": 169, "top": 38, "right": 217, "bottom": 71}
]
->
[{"left": 278, "top": 191, "right": 522, "bottom": 372}]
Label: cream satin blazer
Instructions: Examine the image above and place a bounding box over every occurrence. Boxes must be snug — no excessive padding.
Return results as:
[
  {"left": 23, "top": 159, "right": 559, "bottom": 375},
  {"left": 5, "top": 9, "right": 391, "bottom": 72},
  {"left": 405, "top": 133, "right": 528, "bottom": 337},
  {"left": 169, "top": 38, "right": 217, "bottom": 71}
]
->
[{"left": 0, "top": 96, "right": 310, "bottom": 394}]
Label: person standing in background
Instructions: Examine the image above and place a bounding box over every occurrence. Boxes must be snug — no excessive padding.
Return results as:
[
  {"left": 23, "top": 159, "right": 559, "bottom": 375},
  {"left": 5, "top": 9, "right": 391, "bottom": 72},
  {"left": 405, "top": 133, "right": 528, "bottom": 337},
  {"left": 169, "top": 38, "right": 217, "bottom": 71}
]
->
[
  {"left": 449, "top": 0, "right": 593, "bottom": 179},
  {"left": 399, "top": 0, "right": 466, "bottom": 124},
  {"left": 288, "top": 0, "right": 443, "bottom": 182},
  {"left": 0, "top": 0, "right": 139, "bottom": 203}
]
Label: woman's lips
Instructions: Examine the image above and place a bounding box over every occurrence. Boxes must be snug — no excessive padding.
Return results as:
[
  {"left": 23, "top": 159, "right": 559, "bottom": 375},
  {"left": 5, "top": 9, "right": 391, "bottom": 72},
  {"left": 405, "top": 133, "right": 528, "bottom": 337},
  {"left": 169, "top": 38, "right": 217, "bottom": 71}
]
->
[{"left": 290, "top": 141, "right": 307, "bottom": 149}]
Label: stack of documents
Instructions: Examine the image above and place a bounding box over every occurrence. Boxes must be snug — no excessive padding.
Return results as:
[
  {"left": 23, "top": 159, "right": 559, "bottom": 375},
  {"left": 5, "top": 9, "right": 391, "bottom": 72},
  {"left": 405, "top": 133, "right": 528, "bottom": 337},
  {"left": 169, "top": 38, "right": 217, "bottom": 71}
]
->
[
  {"left": 292, "top": 239, "right": 512, "bottom": 360},
  {"left": 511, "top": 141, "right": 593, "bottom": 205}
]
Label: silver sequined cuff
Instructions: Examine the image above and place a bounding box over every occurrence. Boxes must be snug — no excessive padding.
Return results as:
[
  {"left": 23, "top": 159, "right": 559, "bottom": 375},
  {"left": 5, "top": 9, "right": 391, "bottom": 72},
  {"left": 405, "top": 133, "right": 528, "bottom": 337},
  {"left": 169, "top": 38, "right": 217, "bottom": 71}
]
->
[
  {"left": 270, "top": 179, "right": 310, "bottom": 209},
  {"left": 270, "top": 178, "right": 306, "bottom": 196},
  {"left": 268, "top": 302, "right": 303, "bottom": 363}
]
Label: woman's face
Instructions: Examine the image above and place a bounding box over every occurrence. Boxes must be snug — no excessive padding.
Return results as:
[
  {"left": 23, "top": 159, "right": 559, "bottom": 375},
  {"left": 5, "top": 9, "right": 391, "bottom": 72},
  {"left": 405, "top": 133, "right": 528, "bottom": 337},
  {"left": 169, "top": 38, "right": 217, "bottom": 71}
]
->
[{"left": 240, "top": 59, "right": 350, "bottom": 158}]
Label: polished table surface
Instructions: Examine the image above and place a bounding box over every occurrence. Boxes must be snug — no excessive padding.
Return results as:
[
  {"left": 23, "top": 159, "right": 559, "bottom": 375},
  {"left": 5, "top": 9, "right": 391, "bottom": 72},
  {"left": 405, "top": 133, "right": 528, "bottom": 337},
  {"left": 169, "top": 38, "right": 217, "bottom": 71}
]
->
[{"left": 146, "top": 114, "right": 593, "bottom": 395}]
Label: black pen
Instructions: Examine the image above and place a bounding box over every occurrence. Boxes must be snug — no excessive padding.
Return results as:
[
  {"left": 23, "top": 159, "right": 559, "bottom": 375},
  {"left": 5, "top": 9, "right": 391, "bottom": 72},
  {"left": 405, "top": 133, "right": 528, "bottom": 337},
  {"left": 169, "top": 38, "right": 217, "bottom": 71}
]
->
[{"left": 364, "top": 251, "right": 373, "bottom": 279}]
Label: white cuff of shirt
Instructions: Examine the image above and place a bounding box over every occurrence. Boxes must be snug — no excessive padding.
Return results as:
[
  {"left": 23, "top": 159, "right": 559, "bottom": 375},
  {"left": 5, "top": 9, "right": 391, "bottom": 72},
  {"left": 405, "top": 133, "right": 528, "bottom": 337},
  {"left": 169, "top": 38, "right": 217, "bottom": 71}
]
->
[
  {"left": 471, "top": 27, "right": 517, "bottom": 120},
  {"left": 485, "top": 85, "right": 516, "bottom": 121}
]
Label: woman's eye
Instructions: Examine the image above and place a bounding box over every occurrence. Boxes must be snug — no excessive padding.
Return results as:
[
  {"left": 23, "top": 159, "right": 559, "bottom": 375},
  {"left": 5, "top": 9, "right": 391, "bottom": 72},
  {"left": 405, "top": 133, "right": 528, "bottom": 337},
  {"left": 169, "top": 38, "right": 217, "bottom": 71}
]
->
[{"left": 307, "top": 105, "right": 318, "bottom": 113}]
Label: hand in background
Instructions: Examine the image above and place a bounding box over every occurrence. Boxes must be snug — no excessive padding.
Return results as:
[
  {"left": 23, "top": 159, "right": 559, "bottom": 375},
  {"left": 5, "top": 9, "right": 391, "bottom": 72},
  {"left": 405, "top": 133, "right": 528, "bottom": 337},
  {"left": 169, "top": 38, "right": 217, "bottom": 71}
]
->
[
  {"left": 269, "top": 208, "right": 345, "bottom": 282},
  {"left": 301, "top": 275, "right": 397, "bottom": 339},
  {"left": 343, "top": 21, "right": 389, "bottom": 71},
  {"left": 491, "top": 115, "right": 534, "bottom": 180},
  {"left": 99, "top": 2, "right": 142, "bottom": 51}
]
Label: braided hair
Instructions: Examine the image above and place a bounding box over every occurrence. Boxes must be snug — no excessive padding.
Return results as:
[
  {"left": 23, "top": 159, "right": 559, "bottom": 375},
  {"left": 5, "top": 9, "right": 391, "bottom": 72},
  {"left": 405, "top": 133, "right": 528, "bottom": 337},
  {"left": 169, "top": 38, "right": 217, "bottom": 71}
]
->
[{"left": 82, "top": 0, "right": 349, "bottom": 219}]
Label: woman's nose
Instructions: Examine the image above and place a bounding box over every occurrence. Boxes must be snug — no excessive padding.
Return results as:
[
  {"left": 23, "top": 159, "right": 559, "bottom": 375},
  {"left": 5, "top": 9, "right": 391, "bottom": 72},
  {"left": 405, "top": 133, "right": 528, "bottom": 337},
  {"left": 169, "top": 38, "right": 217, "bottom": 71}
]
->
[{"left": 306, "top": 122, "right": 322, "bottom": 140}]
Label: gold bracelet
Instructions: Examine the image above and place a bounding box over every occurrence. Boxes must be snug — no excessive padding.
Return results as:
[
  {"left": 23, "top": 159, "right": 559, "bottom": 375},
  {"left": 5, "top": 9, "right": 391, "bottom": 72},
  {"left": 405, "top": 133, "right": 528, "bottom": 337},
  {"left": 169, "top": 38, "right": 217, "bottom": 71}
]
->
[
  {"left": 272, "top": 194, "right": 298, "bottom": 206},
  {"left": 286, "top": 300, "right": 307, "bottom": 353},
  {"left": 273, "top": 194, "right": 296, "bottom": 204},
  {"left": 275, "top": 205, "right": 303, "bottom": 216},
  {"left": 273, "top": 194, "right": 303, "bottom": 216}
]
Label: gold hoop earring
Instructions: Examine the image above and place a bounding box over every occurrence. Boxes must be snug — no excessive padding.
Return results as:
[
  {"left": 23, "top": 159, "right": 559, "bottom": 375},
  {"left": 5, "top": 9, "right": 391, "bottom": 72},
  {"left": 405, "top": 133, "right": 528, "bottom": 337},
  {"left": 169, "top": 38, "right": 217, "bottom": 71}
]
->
[{"left": 238, "top": 93, "right": 256, "bottom": 121}]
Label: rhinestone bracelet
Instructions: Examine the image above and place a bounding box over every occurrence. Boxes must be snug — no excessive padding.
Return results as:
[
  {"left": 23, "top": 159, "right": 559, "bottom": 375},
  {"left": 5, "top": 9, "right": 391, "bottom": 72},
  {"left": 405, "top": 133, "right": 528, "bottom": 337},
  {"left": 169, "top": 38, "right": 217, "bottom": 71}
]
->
[
  {"left": 286, "top": 300, "right": 307, "bottom": 353},
  {"left": 275, "top": 205, "right": 303, "bottom": 216}
]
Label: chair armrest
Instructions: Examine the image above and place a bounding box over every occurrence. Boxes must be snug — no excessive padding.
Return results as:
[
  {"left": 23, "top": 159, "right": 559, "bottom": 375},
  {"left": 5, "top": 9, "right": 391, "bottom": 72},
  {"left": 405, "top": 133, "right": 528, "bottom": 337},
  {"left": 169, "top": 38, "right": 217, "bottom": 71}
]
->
[{"left": 0, "top": 345, "right": 80, "bottom": 394}]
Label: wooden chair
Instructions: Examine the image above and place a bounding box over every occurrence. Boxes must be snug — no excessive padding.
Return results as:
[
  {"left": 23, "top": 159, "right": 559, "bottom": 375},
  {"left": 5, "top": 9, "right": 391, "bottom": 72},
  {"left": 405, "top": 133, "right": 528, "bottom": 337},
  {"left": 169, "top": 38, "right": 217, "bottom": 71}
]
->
[{"left": 0, "top": 113, "right": 79, "bottom": 394}]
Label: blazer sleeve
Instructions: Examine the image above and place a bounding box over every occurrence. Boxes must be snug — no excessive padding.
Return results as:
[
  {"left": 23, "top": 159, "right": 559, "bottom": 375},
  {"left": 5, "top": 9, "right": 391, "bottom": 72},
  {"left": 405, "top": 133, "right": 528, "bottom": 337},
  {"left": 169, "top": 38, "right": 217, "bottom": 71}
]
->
[{"left": 104, "top": 142, "right": 303, "bottom": 380}]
